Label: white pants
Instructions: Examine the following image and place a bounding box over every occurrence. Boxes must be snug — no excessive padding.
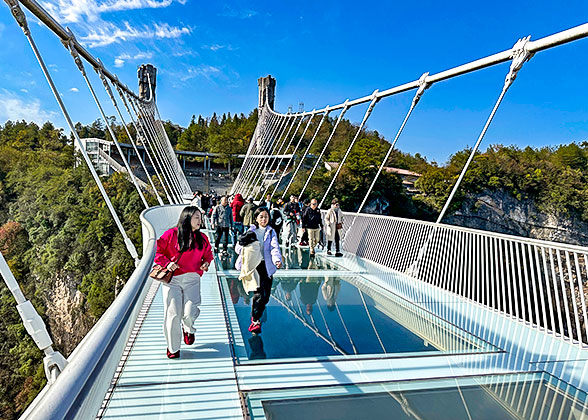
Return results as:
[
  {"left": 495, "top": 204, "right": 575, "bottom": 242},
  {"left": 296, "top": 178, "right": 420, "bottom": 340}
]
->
[{"left": 161, "top": 272, "right": 201, "bottom": 353}]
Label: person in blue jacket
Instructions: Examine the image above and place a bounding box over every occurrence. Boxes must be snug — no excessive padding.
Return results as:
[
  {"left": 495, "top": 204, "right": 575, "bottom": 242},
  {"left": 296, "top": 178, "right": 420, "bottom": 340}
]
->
[{"left": 235, "top": 207, "right": 283, "bottom": 334}]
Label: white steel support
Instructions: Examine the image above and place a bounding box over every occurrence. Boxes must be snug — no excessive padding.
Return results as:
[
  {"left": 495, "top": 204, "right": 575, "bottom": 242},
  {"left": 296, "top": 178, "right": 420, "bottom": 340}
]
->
[
  {"left": 319, "top": 90, "right": 379, "bottom": 209},
  {"left": 270, "top": 111, "right": 315, "bottom": 200},
  {"left": 282, "top": 108, "right": 329, "bottom": 199},
  {"left": 299, "top": 100, "right": 349, "bottom": 200},
  {"left": 5, "top": 0, "right": 139, "bottom": 261}
]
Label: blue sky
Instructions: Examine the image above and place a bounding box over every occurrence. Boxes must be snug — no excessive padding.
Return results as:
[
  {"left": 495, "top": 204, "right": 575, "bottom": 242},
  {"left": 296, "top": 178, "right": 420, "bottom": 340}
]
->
[{"left": 1, "top": 0, "right": 588, "bottom": 163}]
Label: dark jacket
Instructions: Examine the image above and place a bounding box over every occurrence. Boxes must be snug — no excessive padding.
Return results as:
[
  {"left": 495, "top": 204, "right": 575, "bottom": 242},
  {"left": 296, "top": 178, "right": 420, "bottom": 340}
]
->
[
  {"left": 283, "top": 201, "right": 299, "bottom": 221},
  {"left": 302, "top": 207, "right": 323, "bottom": 229},
  {"left": 212, "top": 204, "right": 233, "bottom": 228}
]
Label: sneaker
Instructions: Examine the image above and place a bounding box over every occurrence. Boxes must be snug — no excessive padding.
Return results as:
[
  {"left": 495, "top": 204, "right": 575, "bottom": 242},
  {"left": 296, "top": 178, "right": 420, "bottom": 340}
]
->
[
  {"left": 327, "top": 251, "right": 332, "bottom": 256},
  {"left": 248, "top": 317, "right": 262, "bottom": 334},
  {"left": 335, "top": 252, "right": 343, "bottom": 257},
  {"left": 183, "top": 331, "right": 195, "bottom": 345},
  {"left": 166, "top": 349, "right": 180, "bottom": 359}
]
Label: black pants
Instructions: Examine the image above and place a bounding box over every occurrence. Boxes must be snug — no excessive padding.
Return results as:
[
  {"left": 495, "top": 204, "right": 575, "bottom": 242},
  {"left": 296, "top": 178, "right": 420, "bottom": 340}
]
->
[
  {"left": 215, "top": 227, "right": 230, "bottom": 250},
  {"left": 327, "top": 229, "right": 340, "bottom": 252},
  {"left": 251, "top": 262, "right": 273, "bottom": 321}
]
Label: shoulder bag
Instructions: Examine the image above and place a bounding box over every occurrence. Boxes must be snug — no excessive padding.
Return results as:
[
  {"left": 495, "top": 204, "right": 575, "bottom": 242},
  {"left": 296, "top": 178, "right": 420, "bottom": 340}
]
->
[{"left": 150, "top": 251, "right": 183, "bottom": 284}]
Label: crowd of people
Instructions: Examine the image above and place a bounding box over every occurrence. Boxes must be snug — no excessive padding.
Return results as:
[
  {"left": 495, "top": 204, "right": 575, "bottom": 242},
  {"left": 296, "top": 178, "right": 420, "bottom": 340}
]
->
[{"left": 154, "top": 189, "right": 345, "bottom": 358}]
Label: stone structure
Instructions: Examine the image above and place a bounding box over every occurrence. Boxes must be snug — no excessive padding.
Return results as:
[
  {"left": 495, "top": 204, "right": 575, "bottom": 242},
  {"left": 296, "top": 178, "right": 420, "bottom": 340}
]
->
[
  {"left": 138, "top": 64, "right": 157, "bottom": 101},
  {"left": 258, "top": 75, "right": 276, "bottom": 110}
]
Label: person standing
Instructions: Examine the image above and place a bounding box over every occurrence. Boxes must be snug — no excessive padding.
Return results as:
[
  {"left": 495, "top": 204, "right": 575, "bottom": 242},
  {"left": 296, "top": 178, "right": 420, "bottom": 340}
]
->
[
  {"left": 154, "top": 206, "right": 213, "bottom": 358},
  {"left": 212, "top": 196, "right": 233, "bottom": 255},
  {"left": 263, "top": 193, "right": 272, "bottom": 210},
  {"left": 325, "top": 198, "right": 343, "bottom": 257},
  {"left": 190, "top": 191, "right": 202, "bottom": 211},
  {"left": 231, "top": 193, "right": 245, "bottom": 244},
  {"left": 302, "top": 199, "right": 323, "bottom": 256},
  {"left": 299, "top": 199, "right": 310, "bottom": 246},
  {"left": 236, "top": 207, "right": 283, "bottom": 334},
  {"left": 240, "top": 197, "right": 257, "bottom": 227}
]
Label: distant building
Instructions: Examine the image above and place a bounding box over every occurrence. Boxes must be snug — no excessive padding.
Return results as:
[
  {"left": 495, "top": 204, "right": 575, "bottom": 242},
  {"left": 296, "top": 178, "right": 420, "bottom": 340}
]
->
[
  {"left": 324, "top": 162, "right": 422, "bottom": 195},
  {"left": 76, "top": 138, "right": 112, "bottom": 175}
]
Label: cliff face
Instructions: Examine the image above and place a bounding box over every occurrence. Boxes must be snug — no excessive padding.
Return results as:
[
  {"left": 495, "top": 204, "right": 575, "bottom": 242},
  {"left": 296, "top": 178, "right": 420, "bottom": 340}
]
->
[
  {"left": 44, "top": 273, "right": 95, "bottom": 355},
  {"left": 445, "top": 189, "right": 588, "bottom": 247}
]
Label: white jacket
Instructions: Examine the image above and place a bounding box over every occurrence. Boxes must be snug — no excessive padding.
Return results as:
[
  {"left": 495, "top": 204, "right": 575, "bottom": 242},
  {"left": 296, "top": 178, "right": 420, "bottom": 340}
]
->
[{"left": 239, "top": 241, "right": 262, "bottom": 293}]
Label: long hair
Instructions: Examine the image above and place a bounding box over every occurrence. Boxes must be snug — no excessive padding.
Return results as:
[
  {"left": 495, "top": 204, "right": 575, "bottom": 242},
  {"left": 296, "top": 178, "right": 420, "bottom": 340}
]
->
[
  {"left": 252, "top": 206, "right": 270, "bottom": 228},
  {"left": 176, "top": 206, "right": 204, "bottom": 252}
]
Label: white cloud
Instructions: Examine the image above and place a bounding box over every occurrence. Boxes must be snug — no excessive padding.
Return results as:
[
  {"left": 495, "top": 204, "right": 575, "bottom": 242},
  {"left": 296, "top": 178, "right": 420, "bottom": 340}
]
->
[
  {"left": 0, "top": 90, "right": 56, "bottom": 125},
  {"left": 80, "top": 21, "right": 191, "bottom": 47},
  {"left": 114, "top": 51, "right": 153, "bottom": 67},
  {"left": 202, "top": 44, "right": 236, "bottom": 52},
  {"left": 69, "top": 87, "right": 79, "bottom": 92},
  {"left": 41, "top": 0, "right": 186, "bottom": 23},
  {"left": 20, "top": 89, "right": 29, "bottom": 93},
  {"left": 181, "top": 64, "right": 222, "bottom": 82}
]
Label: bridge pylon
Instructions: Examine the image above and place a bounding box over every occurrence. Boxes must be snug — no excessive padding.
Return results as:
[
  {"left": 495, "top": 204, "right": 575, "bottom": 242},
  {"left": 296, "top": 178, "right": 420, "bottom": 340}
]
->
[{"left": 138, "top": 64, "right": 157, "bottom": 101}]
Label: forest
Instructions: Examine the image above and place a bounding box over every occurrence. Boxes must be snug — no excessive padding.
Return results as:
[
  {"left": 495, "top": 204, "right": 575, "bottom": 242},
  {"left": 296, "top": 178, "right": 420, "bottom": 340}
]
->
[{"left": 0, "top": 109, "right": 587, "bottom": 419}]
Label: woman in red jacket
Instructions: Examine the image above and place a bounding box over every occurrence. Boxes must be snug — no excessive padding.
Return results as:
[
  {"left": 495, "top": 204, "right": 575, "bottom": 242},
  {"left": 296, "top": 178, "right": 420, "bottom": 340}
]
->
[{"left": 154, "top": 206, "right": 214, "bottom": 358}]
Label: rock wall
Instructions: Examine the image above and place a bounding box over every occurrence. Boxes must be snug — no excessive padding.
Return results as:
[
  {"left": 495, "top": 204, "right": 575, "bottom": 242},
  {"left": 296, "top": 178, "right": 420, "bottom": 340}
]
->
[
  {"left": 44, "top": 274, "right": 94, "bottom": 355},
  {"left": 445, "top": 189, "right": 588, "bottom": 247}
]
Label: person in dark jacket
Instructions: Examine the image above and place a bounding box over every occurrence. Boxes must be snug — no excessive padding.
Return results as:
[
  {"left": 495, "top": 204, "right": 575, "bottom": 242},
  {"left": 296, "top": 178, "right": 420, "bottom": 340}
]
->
[
  {"left": 283, "top": 195, "right": 299, "bottom": 247},
  {"left": 212, "top": 196, "right": 233, "bottom": 254},
  {"left": 302, "top": 199, "right": 323, "bottom": 256},
  {"left": 269, "top": 201, "right": 284, "bottom": 241}
]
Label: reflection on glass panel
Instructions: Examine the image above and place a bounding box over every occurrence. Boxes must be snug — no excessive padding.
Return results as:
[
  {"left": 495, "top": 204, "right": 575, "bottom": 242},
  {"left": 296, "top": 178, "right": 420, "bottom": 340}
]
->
[
  {"left": 249, "top": 373, "right": 588, "bottom": 420},
  {"left": 222, "top": 274, "right": 494, "bottom": 362}
]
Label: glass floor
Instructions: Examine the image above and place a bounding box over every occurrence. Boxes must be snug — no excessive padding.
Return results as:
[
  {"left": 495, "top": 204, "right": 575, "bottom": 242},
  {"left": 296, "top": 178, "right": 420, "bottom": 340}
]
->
[
  {"left": 248, "top": 372, "right": 588, "bottom": 420},
  {"left": 213, "top": 245, "right": 346, "bottom": 272},
  {"left": 221, "top": 274, "right": 497, "bottom": 363}
]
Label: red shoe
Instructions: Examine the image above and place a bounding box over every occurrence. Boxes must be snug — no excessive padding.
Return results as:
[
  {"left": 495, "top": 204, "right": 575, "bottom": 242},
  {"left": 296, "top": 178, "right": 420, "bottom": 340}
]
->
[
  {"left": 166, "top": 349, "right": 180, "bottom": 359},
  {"left": 183, "top": 331, "right": 195, "bottom": 345},
  {"left": 248, "top": 318, "right": 261, "bottom": 334}
]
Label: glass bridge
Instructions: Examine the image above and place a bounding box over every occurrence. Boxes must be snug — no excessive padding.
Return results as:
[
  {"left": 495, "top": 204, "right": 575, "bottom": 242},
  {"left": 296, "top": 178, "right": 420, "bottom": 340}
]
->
[{"left": 21, "top": 204, "right": 586, "bottom": 420}]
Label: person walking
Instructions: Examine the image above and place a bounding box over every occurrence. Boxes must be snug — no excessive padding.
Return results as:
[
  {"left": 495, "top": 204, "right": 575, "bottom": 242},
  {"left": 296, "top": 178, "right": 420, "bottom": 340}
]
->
[
  {"left": 269, "top": 201, "right": 284, "bottom": 241},
  {"left": 302, "top": 198, "right": 323, "bottom": 256},
  {"left": 235, "top": 207, "right": 283, "bottom": 334},
  {"left": 283, "top": 195, "right": 299, "bottom": 248},
  {"left": 212, "top": 196, "right": 233, "bottom": 255},
  {"left": 240, "top": 197, "right": 257, "bottom": 227},
  {"left": 154, "top": 206, "right": 213, "bottom": 358},
  {"left": 325, "top": 198, "right": 343, "bottom": 257},
  {"left": 231, "top": 193, "right": 245, "bottom": 244},
  {"left": 299, "top": 199, "right": 310, "bottom": 246}
]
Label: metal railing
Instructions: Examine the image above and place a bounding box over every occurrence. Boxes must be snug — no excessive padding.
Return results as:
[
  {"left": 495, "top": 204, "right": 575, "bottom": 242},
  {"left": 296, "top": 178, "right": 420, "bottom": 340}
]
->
[{"left": 340, "top": 212, "right": 588, "bottom": 346}]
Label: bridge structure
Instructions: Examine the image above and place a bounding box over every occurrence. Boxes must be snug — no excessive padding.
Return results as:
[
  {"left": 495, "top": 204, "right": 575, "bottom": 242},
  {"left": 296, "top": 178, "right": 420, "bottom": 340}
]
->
[{"left": 2, "top": 0, "right": 588, "bottom": 419}]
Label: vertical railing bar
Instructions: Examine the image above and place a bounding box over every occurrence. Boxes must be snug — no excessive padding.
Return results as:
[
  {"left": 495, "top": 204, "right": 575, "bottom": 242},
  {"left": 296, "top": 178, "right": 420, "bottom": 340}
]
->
[
  {"left": 575, "top": 253, "right": 588, "bottom": 344},
  {"left": 565, "top": 251, "right": 582, "bottom": 344},
  {"left": 527, "top": 243, "right": 541, "bottom": 328},
  {"left": 515, "top": 241, "right": 527, "bottom": 322},
  {"left": 508, "top": 241, "right": 519, "bottom": 319},
  {"left": 556, "top": 250, "right": 573, "bottom": 342},
  {"left": 541, "top": 247, "right": 556, "bottom": 334},
  {"left": 549, "top": 249, "right": 565, "bottom": 338}
]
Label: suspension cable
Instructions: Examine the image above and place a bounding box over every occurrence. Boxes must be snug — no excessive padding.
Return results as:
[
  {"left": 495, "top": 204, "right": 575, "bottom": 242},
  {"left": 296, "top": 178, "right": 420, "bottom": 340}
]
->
[
  {"left": 319, "top": 90, "right": 380, "bottom": 209},
  {"left": 254, "top": 114, "right": 298, "bottom": 200},
  {"left": 122, "top": 92, "right": 173, "bottom": 204},
  {"left": 110, "top": 79, "right": 165, "bottom": 206},
  {"left": 282, "top": 108, "right": 329, "bottom": 199},
  {"left": 6, "top": 0, "right": 139, "bottom": 261},
  {"left": 261, "top": 114, "right": 305, "bottom": 199},
  {"left": 62, "top": 37, "right": 149, "bottom": 208},
  {"left": 436, "top": 37, "right": 533, "bottom": 223},
  {"left": 357, "top": 73, "right": 430, "bottom": 214},
  {"left": 299, "top": 100, "right": 349, "bottom": 200},
  {"left": 270, "top": 111, "right": 315, "bottom": 200},
  {"left": 249, "top": 114, "right": 290, "bottom": 198}
]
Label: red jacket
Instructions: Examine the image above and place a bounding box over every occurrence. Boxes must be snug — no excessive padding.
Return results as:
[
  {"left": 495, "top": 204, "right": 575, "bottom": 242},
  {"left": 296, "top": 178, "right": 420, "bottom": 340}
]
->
[
  {"left": 231, "top": 194, "right": 245, "bottom": 223},
  {"left": 154, "top": 227, "right": 214, "bottom": 276}
]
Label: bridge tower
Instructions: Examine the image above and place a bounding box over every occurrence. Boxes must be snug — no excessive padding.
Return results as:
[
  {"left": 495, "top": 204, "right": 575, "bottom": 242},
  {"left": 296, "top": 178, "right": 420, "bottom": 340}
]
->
[
  {"left": 138, "top": 64, "right": 157, "bottom": 101},
  {"left": 258, "top": 75, "right": 276, "bottom": 110}
]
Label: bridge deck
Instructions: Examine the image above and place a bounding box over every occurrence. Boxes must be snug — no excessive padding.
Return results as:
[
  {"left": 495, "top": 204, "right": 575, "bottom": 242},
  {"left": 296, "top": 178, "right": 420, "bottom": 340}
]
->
[{"left": 98, "top": 236, "right": 588, "bottom": 419}]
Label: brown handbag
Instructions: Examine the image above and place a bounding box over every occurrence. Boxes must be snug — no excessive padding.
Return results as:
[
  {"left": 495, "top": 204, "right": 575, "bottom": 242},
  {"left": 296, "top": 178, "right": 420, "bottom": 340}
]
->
[
  {"left": 150, "top": 252, "right": 183, "bottom": 284},
  {"left": 336, "top": 222, "right": 343, "bottom": 230}
]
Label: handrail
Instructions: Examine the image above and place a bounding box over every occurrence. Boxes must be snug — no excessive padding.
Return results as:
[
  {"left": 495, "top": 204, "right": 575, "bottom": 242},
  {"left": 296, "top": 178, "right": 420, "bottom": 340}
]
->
[
  {"left": 20, "top": 204, "right": 186, "bottom": 420},
  {"left": 266, "top": 22, "right": 588, "bottom": 116},
  {"left": 16, "top": 0, "right": 143, "bottom": 102}
]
